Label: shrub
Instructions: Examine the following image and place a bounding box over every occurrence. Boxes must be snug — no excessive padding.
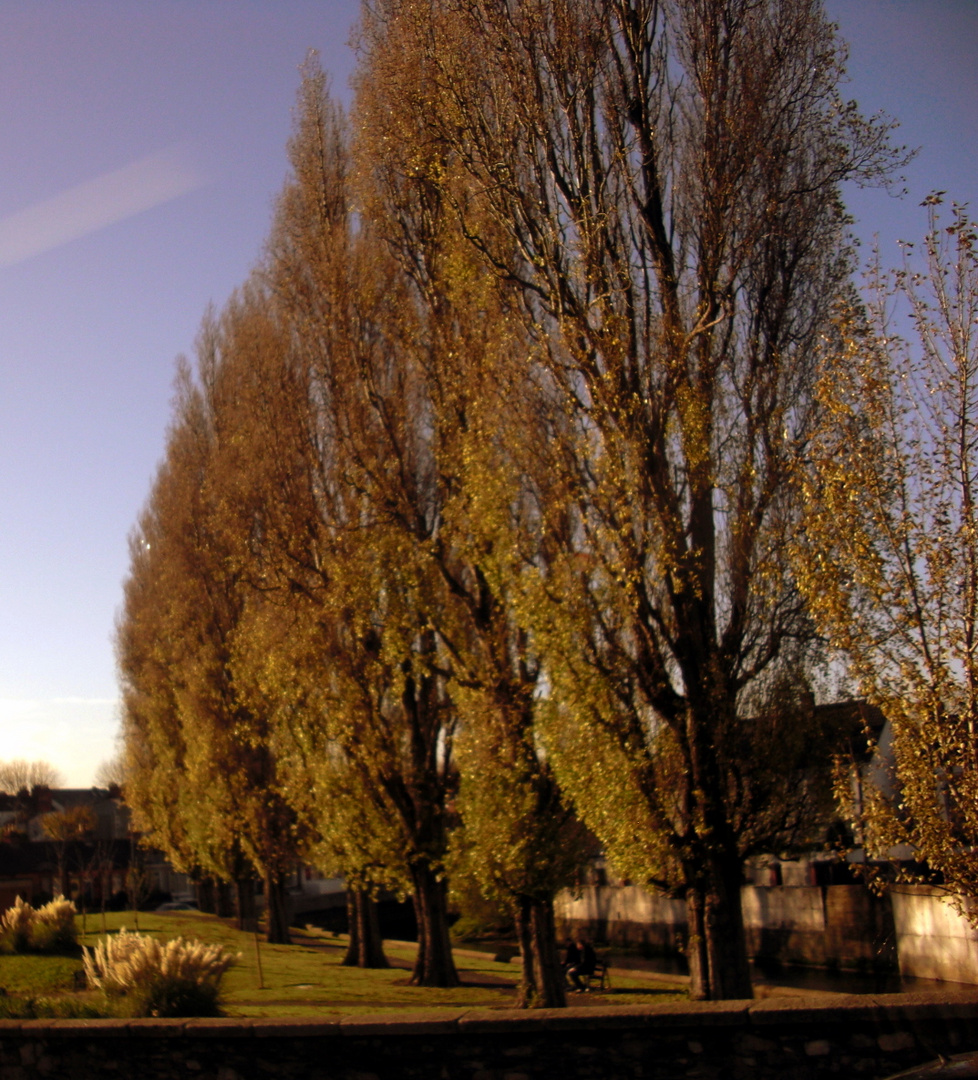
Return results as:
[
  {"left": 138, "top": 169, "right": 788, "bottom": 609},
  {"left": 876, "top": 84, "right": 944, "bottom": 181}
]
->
[
  {"left": 0, "top": 895, "right": 78, "bottom": 954},
  {"left": 83, "top": 929, "right": 238, "bottom": 1018}
]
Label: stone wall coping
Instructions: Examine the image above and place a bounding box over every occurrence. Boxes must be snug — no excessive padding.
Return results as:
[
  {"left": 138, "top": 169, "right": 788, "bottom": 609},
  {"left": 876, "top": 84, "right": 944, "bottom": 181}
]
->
[
  {"left": 125, "top": 1017, "right": 188, "bottom": 1036},
  {"left": 183, "top": 1017, "right": 262, "bottom": 1037},
  {"left": 337, "top": 1010, "right": 468, "bottom": 1036},
  {"left": 747, "top": 994, "right": 880, "bottom": 1025},
  {"left": 44, "top": 1018, "right": 131, "bottom": 1035},
  {"left": 866, "top": 991, "right": 978, "bottom": 1021},
  {"left": 251, "top": 1017, "right": 341, "bottom": 1037},
  {"left": 2, "top": 991, "right": 977, "bottom": 1041},
  {"left": 643, "top": 999, "right": 751, "bottom": 1026}
]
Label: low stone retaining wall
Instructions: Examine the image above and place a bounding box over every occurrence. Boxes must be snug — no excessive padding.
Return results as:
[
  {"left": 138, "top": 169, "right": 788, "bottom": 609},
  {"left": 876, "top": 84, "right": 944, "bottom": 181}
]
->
[
  {"left": 555, "top": 886, "right": 689, "bottom": 957},
  {"left": 3, "top": 993, "right": 978, "bottom": 1080},
  {"left": 559, "top": 884, "right": 971, "bottom": 978},
  {"left": 891, "top": 887, "right": 978, "bottom": 983},
  {"left": 742, "top": 883, "right": 896, "bottom": 971}
]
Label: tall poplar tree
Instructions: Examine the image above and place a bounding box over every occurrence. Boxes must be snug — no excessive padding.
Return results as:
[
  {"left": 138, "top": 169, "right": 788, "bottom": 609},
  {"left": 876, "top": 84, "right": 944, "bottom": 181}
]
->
[
  {"left": 255, "top": 62, "right": 463, "bottom": 986},
  {"left": 118, "top": 311, "right": 300, "bottom": 944},
  {"left": 357, "top": 0, "right": 906, "bottom": 999},
  {"left": 251, "top": 57, "right": 591, "bottom": 997},
  {"left": 355, "top": 52, "right": 591, "bottom": 1005},
  {"left": 118, "top": 360, "right": 253, "bottom": 911}
]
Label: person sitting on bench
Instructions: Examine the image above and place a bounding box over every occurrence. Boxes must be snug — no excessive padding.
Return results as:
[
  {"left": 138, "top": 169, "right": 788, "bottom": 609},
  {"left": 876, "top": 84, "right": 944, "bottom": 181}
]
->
[{"left": 565, "top": 934, "right": 597, "bottom": 992}]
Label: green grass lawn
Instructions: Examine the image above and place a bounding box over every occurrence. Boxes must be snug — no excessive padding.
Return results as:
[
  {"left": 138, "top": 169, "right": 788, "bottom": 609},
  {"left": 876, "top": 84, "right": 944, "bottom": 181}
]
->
[
  {"left": 0, "top": 952, "right": 83, "bottom": 996},
  {"left": 0, "top": 911, "right": 687, "bottom": 1019}
]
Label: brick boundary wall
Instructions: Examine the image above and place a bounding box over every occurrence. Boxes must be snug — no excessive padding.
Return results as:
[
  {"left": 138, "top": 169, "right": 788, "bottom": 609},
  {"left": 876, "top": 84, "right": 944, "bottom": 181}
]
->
[{"left": 2, "top": 992, "right": 978, "bottom": 1080}]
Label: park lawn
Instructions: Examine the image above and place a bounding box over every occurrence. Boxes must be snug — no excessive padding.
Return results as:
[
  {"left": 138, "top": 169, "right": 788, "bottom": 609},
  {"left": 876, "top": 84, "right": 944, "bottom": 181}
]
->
[
  {"left": 60, "top": 912, "right": 687, "bottom": 1018},
  {"left": 0, "top": 952, "right": 84, "bottom": 996},
  {"left": 75, "top": 913, "right": 518, "bottom": 1013}
]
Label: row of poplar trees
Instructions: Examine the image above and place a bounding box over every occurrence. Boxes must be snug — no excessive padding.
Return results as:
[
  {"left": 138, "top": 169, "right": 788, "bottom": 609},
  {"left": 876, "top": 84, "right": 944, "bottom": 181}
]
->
[{"left": 118, "top": 0, "right": 910, "bottom": 1004}]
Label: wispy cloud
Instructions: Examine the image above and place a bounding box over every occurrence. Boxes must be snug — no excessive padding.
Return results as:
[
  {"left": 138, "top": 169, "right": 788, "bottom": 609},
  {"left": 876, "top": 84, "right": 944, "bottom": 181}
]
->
[{"left": 0, "top": 145, "right": 207, "bottom": 270}]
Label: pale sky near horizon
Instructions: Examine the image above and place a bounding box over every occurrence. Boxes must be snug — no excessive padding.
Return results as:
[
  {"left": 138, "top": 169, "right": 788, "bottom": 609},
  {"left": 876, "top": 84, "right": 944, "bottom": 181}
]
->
[{"left": 0, "top": 1, "right": 975, "bottom": 787}]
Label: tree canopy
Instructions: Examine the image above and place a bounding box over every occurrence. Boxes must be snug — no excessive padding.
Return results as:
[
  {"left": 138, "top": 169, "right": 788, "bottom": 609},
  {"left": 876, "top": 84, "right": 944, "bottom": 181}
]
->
[
  {"left": 800, "top": 198, "right": 978, "bottom": 906},
  {"left": 353, "top": 0, "right": 905, "bottom": 999},
  {"left": 118, "top": 0, "right": 912, "bottom": 1003}
]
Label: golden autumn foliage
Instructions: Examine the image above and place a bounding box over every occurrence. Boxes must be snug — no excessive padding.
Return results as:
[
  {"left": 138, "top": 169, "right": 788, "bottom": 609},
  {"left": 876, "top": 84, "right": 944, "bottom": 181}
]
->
[
  {"left": 355, "top": 0, "right": 906, "bottom": 999},
  {"left": 117, "top": 1, "right": 915, "bottom": 1005},
  {"left": 800, "top": 199, "right": 978, "bottom": 907}
]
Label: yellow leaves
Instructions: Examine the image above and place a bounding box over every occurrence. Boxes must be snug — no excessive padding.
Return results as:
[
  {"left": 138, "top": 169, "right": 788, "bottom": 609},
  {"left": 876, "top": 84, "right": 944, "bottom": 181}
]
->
[
  {"left": 122, "top": 1, "right": 930, "bottom": 966},
  {"left": 797, "top": 204, "right": 978, "bottom": 905}
]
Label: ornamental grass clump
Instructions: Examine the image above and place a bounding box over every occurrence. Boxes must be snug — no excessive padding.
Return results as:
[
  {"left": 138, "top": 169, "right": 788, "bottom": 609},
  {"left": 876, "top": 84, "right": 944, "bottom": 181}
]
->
[
  {"left": 83, "top": 929, "right": 239, "bottom": 1017},
  {"left": 0, "top": 897, "right": 35, "bottom": 953},
  {"left": 30, "top": 896, "right": 78, "bottom": 953},
  {"left": 0, "top": 895, "right": 77, "bottom": 954}
]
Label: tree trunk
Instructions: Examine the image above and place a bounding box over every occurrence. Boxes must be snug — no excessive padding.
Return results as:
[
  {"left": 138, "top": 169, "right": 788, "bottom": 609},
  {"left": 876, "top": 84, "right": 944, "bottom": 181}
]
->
[
  {"left": 99, "top": 862, "right": 109, "bottom": 934},
  {"left": 515, "top": 895, "right": 566, "bottom": 1008},
  {"left": 685, "top": 858, "right": 753, "bottom": 1001},
  {"left": 265, "top": 868, "right": 292, "bottom": 944},
  {"left": 409, "top": 864, "right": 459, "bottom": 987},
  {"left": 216, "top": 879, "right": 235, "bottom": 919},
  {"left": 685, "top": 886, "right": 709, "bottom": 1001},
  {"left": 196, "top": 877, "right": 216, "bottom": 915},
  {"left": 342, "top": 888, "right": 389, "bottom": 968},
  {"left": 515, "top": 897, "right": 534, "bottom": 1000},
  {"left": 342, "top": 890, "right": 358, "bottom": 965},
  {"left": 236, "top": 877, "right": 258, "bottom": 932}
]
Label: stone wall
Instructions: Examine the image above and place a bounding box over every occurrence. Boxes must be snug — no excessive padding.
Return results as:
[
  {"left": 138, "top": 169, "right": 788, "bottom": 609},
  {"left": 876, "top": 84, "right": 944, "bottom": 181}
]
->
[
  {"left": 742, "top": 884, "right": 896, "bottom": 972},
  {"left": 890, "top": 887, "right": 978, "bottom": 983},
  {"left": 2, "top": 994, "right": 978, "bottom": 1079},
  {"left": 556, "top": 884, "right": 978, "bottom": 984},
  {"left": 557, "top": 884, "right": 897, "bottom": 974},
  {"left": 555, "top": 885, "right": 689, "bottom": 956}
]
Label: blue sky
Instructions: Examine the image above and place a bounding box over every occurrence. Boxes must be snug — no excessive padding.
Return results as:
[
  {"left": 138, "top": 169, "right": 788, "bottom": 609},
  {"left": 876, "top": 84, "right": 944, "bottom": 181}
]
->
[{"left": 0, "top": 1, "right": 974, "bottom": 786}]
